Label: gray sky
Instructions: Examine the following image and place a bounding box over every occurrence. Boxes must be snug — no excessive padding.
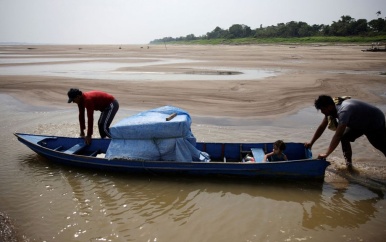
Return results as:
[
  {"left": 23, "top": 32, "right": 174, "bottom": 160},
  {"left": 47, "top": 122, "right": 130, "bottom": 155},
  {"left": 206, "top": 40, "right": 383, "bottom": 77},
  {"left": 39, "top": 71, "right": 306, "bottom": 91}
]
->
[{"left": 1, "top": 0, "right": 385, "bottom": 45}]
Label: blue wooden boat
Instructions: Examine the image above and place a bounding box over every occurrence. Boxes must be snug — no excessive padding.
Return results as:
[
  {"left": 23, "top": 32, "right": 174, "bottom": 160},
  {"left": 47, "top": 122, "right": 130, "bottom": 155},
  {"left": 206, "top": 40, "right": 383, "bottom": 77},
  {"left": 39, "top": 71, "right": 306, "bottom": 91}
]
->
[{"left": 14, "top": 133, "right": 330, "bottom": 180}]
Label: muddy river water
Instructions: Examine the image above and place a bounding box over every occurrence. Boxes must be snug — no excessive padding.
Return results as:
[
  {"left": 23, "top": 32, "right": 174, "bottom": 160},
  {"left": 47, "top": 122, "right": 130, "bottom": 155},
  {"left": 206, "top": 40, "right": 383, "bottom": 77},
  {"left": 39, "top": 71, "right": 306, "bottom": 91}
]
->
[{"left": 1, "top": 97, "right": 386, "bottom": 242}]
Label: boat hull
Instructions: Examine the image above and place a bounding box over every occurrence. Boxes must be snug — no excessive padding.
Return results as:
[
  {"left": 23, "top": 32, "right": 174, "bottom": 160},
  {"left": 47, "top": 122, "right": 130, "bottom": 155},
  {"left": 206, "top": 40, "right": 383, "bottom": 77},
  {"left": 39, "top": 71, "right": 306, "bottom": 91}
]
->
[{"left": 15, "top": 133, "right": 330, "bottom": 180}]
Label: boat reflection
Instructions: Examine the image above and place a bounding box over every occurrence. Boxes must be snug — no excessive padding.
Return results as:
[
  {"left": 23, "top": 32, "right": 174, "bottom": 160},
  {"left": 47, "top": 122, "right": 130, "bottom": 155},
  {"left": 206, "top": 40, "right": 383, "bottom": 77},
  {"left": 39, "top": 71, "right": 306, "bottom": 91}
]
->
[
  {"left": 302, "top": 185, "right": 382, "bottom": 229},
  {"left": 20, "top": 153, "right": 384, "bottom": 231}
]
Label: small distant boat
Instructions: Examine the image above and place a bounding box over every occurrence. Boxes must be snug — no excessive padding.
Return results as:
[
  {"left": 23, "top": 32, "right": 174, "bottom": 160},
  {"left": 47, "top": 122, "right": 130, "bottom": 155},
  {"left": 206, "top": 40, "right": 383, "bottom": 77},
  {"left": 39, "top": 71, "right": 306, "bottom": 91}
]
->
[
  {"left": 14, "top": 133, "right": 330, "bottom": 180},
  {"left": 362, "top": 48, "right": 386, "bottom": 52},
  {"left": 361, "top": 42, "right": 386, "bottom": 52}
]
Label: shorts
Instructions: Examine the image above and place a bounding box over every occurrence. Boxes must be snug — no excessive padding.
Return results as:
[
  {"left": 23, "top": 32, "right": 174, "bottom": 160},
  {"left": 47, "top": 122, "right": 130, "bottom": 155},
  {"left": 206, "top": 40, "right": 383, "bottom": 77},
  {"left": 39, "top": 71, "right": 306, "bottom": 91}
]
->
[{"left": 342, "top": 123, "right": 386, "bottom": 156}]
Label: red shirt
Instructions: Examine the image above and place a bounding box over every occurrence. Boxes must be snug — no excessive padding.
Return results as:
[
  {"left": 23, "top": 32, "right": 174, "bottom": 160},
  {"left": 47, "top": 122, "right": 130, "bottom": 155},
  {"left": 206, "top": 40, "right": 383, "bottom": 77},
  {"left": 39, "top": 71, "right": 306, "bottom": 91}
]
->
[{"left": 78, "top": 91, "right": 115, "bottom": 136}]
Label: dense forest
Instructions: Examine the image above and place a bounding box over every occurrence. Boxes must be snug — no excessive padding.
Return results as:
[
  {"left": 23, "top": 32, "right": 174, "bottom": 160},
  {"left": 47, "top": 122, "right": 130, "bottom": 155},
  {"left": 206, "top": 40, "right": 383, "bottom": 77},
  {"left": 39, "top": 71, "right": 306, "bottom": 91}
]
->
[{"left": 150, "top": 14, "right": 386, "bottom": 44}]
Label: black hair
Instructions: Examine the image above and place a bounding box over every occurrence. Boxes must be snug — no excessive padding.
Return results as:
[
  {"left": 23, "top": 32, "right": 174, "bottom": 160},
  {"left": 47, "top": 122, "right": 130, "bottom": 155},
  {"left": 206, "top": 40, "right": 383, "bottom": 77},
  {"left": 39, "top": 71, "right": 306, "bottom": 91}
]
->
[
  {"left": 68, "top": 88, "right": 82, "bottom": 97},
  {"left": 274, "top": 140, "right": 286, "bottom": 151},
  {"left": 67, "top": 88, "right": 83, "bottom": 103},
  {"left": 314, "top": 95, "right": 334, "bottom": 110}
]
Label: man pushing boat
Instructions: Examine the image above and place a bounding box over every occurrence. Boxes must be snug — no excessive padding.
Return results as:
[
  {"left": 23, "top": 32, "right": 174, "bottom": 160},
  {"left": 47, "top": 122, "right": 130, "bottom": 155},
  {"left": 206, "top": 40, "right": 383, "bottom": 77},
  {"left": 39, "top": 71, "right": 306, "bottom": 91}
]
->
[{"left": 305, "top": 95, "right": 386, "bottom": 167}]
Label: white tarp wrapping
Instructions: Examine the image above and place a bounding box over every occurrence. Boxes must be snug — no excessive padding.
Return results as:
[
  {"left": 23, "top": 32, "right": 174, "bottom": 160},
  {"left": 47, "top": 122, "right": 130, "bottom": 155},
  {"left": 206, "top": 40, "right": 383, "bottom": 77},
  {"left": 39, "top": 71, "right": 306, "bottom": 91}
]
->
[{"left": 105, "top": 106, "right": 210, "bottom": 162}]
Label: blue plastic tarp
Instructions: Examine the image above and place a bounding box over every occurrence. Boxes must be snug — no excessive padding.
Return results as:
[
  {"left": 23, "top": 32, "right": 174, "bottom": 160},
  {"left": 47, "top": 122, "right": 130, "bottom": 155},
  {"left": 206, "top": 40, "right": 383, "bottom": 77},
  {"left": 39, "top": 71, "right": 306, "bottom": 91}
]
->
[{"left": 105, "top": 106, "right": 210, "bottom": 162}]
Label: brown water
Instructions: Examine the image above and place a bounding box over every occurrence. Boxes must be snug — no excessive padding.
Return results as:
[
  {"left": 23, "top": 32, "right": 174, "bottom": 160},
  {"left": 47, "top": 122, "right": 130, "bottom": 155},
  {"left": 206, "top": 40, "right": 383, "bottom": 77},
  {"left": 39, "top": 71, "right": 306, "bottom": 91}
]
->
[{"left": 1, "top": 94, "right": 386, "bottom": 242}]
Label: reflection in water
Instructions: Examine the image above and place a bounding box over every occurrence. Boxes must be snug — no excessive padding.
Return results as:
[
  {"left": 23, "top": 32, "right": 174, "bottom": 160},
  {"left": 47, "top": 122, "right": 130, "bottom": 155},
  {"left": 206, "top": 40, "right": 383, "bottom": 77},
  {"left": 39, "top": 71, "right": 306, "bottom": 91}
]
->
[
  {"left": 64, "top": 170, "right": 202, "bottom": 225},
  {"left": 302, "top": 185, "right": 381, "bottom": 230},
  {"left": 19, "top": 153, "right": 385, "bottom": 241}
]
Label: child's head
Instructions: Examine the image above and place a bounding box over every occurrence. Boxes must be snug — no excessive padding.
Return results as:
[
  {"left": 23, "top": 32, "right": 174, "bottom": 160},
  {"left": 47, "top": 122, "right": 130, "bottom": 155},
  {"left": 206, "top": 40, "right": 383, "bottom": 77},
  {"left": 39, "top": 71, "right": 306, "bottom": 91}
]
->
[{"left": 273, "top": 140, "right": 286, "bottom": 153}]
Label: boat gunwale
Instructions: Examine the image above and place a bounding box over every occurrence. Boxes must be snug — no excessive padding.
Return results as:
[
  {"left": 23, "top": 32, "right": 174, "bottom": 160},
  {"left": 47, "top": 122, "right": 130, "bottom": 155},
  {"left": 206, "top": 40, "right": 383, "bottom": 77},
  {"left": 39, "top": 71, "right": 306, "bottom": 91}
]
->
[
  {"left": 14, "top": 132, "right": 327, "bottom": 164},
  {"left": 14, "top": 132, "right": 330, "bottom": 180}
]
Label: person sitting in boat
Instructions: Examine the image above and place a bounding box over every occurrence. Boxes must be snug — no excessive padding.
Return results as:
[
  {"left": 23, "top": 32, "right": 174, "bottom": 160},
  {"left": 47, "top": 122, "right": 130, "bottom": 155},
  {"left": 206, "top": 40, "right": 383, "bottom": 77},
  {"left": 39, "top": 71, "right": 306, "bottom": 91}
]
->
[
  {"left": 67, "top": 88, "right": 119, "bottom": 145},
  {"left": 263, "top": 140, "right": 288, "bottom": 162}
]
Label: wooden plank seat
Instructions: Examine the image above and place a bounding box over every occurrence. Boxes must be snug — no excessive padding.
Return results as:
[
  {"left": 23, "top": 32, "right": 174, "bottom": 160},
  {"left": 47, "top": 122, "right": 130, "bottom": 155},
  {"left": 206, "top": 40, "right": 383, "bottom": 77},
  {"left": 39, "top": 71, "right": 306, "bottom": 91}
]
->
[
  {"left": 251, "top": 148, "right": 265, "bottom": 163},
  {"left": 89, "top": 149, "right": 100, "bottom": 157},
  {"left": 63, "top": 143, "right": 87, "bottom": 155}
]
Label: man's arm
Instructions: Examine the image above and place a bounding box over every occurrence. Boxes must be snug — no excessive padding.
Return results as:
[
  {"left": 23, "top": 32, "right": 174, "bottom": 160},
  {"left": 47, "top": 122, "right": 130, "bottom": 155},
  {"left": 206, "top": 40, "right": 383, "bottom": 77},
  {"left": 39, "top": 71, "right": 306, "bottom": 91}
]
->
[
  {"left": 86, "top": 107, "right": 94, "bottom": 137},
  {"left": 78, "top": 104, "right": 86, "bottom": 136},
  {"left": 305, "top": 116, "right": 328, "bottom": 148},
  {"left": 317, "top": 123, "right": 346, "bottom": 159}
]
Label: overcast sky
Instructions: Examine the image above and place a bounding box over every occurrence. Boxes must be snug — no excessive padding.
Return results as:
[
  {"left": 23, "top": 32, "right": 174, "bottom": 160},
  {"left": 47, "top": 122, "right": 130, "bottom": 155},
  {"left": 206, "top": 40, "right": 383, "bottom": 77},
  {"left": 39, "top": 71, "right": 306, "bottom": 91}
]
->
[{"left": 0, "top": 0, "right": 385, "bottom": 45}]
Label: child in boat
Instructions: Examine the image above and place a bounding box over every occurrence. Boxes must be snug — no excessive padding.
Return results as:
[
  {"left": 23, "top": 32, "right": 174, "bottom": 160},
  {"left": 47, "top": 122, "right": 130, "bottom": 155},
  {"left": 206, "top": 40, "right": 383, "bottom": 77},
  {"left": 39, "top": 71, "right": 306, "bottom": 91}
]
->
[{"left": 263, "top": 140, "right": 288, "bottom": 162}]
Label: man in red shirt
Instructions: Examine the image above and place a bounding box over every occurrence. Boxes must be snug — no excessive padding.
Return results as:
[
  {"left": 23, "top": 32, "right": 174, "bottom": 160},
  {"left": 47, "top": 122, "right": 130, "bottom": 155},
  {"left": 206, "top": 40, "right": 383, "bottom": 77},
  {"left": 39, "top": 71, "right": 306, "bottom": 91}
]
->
[{"left": 67, "top": 88, "right": 119, "bottom": 145}]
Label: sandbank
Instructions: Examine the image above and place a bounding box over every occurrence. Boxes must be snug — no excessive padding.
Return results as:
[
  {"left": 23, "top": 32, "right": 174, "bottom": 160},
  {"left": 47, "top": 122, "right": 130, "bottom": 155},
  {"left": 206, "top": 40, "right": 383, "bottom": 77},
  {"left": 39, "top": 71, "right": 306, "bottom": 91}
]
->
[{"left": 0, "top": 44, "right": 385, "bottom": 119}]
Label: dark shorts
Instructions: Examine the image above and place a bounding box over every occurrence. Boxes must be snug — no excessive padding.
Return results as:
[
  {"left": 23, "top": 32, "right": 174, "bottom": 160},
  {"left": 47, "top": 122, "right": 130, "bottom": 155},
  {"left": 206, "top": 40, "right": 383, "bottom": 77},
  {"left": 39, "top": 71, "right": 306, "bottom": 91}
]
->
[{"left": 342, "top": 123, "right": 386, "bottom": 156}]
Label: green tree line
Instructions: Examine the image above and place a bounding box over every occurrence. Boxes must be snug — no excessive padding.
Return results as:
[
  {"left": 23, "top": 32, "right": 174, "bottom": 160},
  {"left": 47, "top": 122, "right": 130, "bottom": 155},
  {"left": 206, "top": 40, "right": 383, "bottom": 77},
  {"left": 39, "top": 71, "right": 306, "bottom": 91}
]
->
[{"left": 150, "top": 15, "right": 386, "bottom": 44}]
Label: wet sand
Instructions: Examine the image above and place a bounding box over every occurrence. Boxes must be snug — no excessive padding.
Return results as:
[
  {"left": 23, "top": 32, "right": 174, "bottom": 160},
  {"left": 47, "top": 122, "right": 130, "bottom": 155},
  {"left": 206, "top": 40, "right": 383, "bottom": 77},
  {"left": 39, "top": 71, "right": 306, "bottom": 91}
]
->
[{"left": 1, "top": 44, "right": 385, "bottom": 119}]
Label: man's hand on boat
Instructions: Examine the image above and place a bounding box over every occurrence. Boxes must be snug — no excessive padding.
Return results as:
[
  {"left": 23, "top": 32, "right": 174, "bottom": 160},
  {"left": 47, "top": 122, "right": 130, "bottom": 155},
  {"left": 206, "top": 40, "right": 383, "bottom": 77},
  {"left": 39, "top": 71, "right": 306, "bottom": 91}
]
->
[
  {"left": 317, "top": 153, "right": 328, "bottom": 160},
  {"left": 304, "top": 142, "right": 312, "bottom": 149}
]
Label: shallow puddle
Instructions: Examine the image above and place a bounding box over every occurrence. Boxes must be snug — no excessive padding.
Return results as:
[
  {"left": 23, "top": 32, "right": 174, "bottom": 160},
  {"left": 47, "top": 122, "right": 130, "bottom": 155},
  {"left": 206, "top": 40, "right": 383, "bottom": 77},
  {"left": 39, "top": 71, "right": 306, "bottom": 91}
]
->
[{"left": 0, "top": 57, "right": 279, "bottom": 81}]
